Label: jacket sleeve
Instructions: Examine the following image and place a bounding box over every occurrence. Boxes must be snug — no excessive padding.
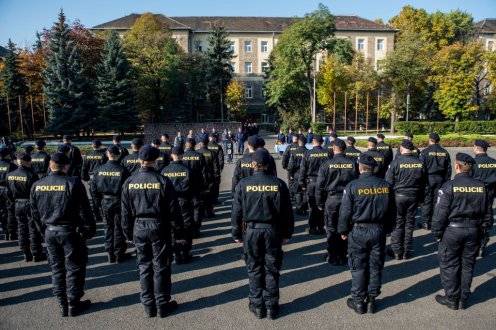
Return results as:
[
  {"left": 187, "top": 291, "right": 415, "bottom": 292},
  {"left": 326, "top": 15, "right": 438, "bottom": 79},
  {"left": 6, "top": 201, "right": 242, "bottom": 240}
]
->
[
  {"left": 282, "top": 147, "right": 291, "bottom": 169},
  {"left": 164, "top": 178, "right": 184, "bottom": 241},
  {"left": 121, "top": 179, "right": 133, "bottom": 240},
  {"left": 338, "top": 183, "right": 354, "bottom": 235},
  {"left": 29, "top": 186, "right": 45, "bottom": 237},
  {"left": 74, "top": 179, "right": 96, "bottom": 239},
  {"left": 384, "top": 183, "right": 396, "bottom": 234},
  {"left": 482, "top": 186, "right": 494, "bottom": 229},
  {"left": 431, "top": 182, "right": 452, "bottom": 238},
  {"left": 269, "top": 156, "right": 277, "bottom": 177},
  {"left": 231, "top": 182, "right": 243, "bottom": 240},
  {"left": 445, "top": 153, "right": 452, "bottom": 181},
  {"left": 279, "top": 180, "right": 295, "bottom": 239},
  {"left": 89, "top": 173, "right": 102, "bottom": 208},
  {"left": 212, "top": 151, "right": 221, "bottom": 179},
  {"left": 298, "top": 156, "right": 308, "bottom": 188},
  {"left": 315, "top": 165, "right": 327, "bottom": 208},
  {"left": 81, "top": 158, "right": 90, "bottom": 181},
  {"left": 231, "top": 159, "right": 242, "bottom": 193},
  {"left": 217, "top": 146, "right": 224, "bottom": 170},
  {"left": 385, "top": 162, "right": 395, "bottom": 187}
]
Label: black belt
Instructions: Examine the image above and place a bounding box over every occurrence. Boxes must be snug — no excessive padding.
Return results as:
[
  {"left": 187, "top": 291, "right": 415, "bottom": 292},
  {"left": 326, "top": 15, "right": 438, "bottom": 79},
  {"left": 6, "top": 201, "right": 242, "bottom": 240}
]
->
[
  {"left": 47, "top": 225, "right": 75, "bottom": 232},
  {"left": 354, "top": 223, "right": 382, "bottom": 228},
  {"left": 246, "top": 222, "right": 274, "bottom": 229},
  {"left": 136, "top": 217, "right": 160, "bottom": 221},
  {"left": 327, "top": 192, "right": 343, "bottom": 198},
  {"left": 448, "top": 222, "right": 479, "bottom": 228},
  {"left": 102, "top": 195, "right": 118, "bottom": 199},
  {"left": 395, "top": 193, "right": 417, "bottom": 197},
  {"left": 16, "top": 198, "right": 29, "bottom": 202}
]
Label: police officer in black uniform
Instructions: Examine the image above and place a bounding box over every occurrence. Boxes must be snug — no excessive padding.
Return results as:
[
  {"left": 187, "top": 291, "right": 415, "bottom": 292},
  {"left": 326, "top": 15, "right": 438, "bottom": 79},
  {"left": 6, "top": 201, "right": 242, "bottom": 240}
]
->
[
  {"left": 385, "top": 139, "right": 427, "bottom": 260},
  {"left": 298, "top": 134, "right": 332, "bottom": 235},
  {"left": 123, "top": 138, "right": 144, "bottom": 175},
  {"left": 82, "top": 139, "right": 107, "bottom": 223},
  {"left": 395, "top": 132, "right": 420, "bottom": 158},
  {"left": 90, "top": 146, "right": 131, "bottom": 263},
  {"left": 197, "top": 136, "right": 220, "bottom": 218},
  {"left": 471, "top": 139, "right": 496, "bottom": 257},
  {"left": 159, "top": 133, "right": 173, "bottom": 165},
  {"left": 62, "top": 135, "right": 83, "bottom": 178},
  {"left": 419, "top": 133, "right": 452, "bottom": 230},
  {"left": 287, "top": 136, "right": 308, "bottom": 215},
  {"left": 30, "top": 152, "right": 96, "bottom": 317},
  {"left": 162, "top": 147, "right": 199, "bottom": 264},
  {"left": 324, "top": 132, "right": 338, "bottom": 150},
  {"left": 121, "top": 146, "right": 183, "bottom": 318},
  {"left": 31, "top": 140, "right": 50, "bottom": 178},
  {"left": 112, "top": 135, "right": 129, "bottom": 163},
  {"left": 432, "top": 153, "right": 493, "bottom": 310},
  {"left": 0, "top": 147, "right": 17, "bottom": 240},
  {"left": 363, "top": 137, "right": 386, "bottom": 178},
  {"left": 151, "top": 139, "right": 167, "bottom": 172},
  {"left": 282, "top": 134, "right": 299, "bottom": 175},
  {"left": 6, "top": 153, "right": 45, "bottom": 261},
  {"left": 338, "top": 154, "right": 395, "bottom": 314},
  {"left": 232, "top": 149, "right": 294, "bottom": 320},
  {"left": 316, "top": 139, "right": 358, "bottom": 265},
  {"left": 376, "top": 134, "right": 393, "bottom": 168},
  {"left": 257, "top": 137, "right": 278, "bottom": 177},
  {"left": 208, "top": 134, "right": 224, "bottom": 203},
  {"left": 232, "top": 136, "right": 259, "bottom": 192},
  {"left": 23, "top": 144, "right": 34, "bottom": 155},
  {"left": 344, "top": 136, "right": 362, "bottom": 163}
]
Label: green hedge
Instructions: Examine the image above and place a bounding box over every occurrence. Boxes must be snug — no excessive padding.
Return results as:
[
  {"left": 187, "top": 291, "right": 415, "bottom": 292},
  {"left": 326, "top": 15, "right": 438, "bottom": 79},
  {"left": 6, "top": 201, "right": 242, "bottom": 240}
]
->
[
  {"left": 395, "top": 121, "right": 496, "bottom": 135},
  {"left": 354, "top": 134, "right": 496, "bottom": 148},
  {"left": 311, "top": 122, "right": 332, "bottom": 134}
]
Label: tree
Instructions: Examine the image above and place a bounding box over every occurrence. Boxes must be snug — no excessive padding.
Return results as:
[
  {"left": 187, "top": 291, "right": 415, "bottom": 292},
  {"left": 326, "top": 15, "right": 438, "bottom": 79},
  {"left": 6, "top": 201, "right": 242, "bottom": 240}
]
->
[
  {"left": 316, "top": 54, "right": 351, "bottom": 118},
  {"left": 95, "top": 31, "right": 138, "bottom": 134},
  {"left": 204, "top": 23, "right": 234, "bottom": 121},
  {"left": 225, "top": 79, "right": 247, "bottom": 121},
  {"left": 180, "top": 53, "right": 207, "bottom": 122}
]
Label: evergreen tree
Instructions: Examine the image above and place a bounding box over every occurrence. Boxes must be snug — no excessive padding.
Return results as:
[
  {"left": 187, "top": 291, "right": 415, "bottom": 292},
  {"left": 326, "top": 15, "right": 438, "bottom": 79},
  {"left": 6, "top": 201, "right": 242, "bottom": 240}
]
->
[
  {"left": 95, "top": 31, "right": 138, "bottom": 134},
  {"left": 204, "top": 24, "right": 234, "bottom": 121}
]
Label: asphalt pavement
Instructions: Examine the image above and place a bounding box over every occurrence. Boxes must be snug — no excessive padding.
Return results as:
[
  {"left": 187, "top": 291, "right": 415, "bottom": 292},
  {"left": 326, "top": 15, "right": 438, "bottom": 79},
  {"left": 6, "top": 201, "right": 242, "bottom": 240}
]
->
[{"left": 1, "top": 137, "right": 495, "bottom": 329}]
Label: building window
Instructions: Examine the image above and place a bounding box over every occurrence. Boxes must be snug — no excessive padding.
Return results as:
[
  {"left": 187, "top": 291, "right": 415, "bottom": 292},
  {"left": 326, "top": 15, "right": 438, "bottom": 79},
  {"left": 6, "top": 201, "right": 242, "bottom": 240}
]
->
[
  {"left": 488, "top": 40, "right": 495, "bottom": 51},
  {"left": 230, "top": 62, "right": 236, "bottom": 73},
  {"left": 357, "top": 38, "right": 365, "bottom": 51},
  {"left": 245, "top": 62, "right": 253, "bottom": 74},
  {"left": 261, "top": 41, "right": 268, "bottom": 53},
  {"left": 261, "top": 62, "right": 269, "bottom": 72},
  {"left": 244, "top": 41, "right": 252, "bottom": 52},
  {"left": 245, "top": 85, "right": 253, "bottom": 99},
  {"left": 376, "top": 59, "right": 386, "bottom": 71},
  {"left": 194, "top": 41, "right": 203, "bottom": 52},
  {"left": 377, "top": 39, "right": 384, "bottom": 51},
  {"left": 486, "top": 83, "right": 492, "bottom": 95},
  {"left": 229, "top": 41, "right": 235, "bottom": 53}
]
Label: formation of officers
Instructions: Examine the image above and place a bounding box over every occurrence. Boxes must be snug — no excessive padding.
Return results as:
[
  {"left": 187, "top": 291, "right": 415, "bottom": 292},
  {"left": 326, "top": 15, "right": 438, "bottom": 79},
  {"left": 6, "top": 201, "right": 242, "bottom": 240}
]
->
[{"left": 0, "top": 128, "right": 495, "bottom": 320}]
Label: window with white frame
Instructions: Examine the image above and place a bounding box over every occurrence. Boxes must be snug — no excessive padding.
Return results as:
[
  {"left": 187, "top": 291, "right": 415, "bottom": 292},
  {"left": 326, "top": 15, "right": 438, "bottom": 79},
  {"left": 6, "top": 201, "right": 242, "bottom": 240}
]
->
[
  {"left": 245, "top": 62, "right": 253, "bottom": 74},
  {"left": 245, "top": 85, "right": 253, "bottom": 99},
  {"left": 261, "top": 61, "right": 269, "bottom": 72},
  {"left": 486, "top": 83, "right": 491, "bottom": 95},
  {"left": 229, "top": 41, "right": 235, "bottom": 53},
  {"left": 230, "top": 62, "right": 236, "bottom": 73},
  {"left": 244, "top": 41, "right": 252, "bottom": 52},
  {"left": 488, "top": 40, "right": 495, "bottom": 51},
  {"left": 357, "top": 38, "right": 365, "bottom": 51},
  {"left": 377, "top": 39, "right": 384, "bottom": 51},
  {"left": 261, "top": 41, "right": 269, "bottom": 53}
]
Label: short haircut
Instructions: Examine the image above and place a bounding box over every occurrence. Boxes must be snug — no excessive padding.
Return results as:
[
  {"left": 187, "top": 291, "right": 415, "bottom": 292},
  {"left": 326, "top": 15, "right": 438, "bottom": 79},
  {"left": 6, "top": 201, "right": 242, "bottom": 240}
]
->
[{"left": 455, "top": 160, "right": 472, "bottom": 173}]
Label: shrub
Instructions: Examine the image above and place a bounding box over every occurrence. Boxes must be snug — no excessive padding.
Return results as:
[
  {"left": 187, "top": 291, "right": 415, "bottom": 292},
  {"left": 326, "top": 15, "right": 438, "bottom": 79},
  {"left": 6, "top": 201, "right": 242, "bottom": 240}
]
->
[{"left": 395, "top": 121, "right": 496, "bottom": 135}]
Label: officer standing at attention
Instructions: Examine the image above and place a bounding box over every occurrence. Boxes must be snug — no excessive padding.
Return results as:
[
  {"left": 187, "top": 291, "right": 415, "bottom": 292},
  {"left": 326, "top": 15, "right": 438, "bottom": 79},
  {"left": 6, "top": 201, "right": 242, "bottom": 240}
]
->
[
  {"left": 232, "top": 136, "right": 259, "bottom": 193},
  {"left": 121, "top": 146, "right": 183, "bottom": 318},
  {"left": 395, "top": 133, "right": 420, "bottom": 158},
  {"left": 161, "top": 147, "right": 199, "bottom": 264},
  {"left": 298, "top": 134, "right": 332, "bottom": 235},
  {"left": 471, "top": 139, "right": 496, "bottom": 257},
  {"left": 197, "top": 136, "right": 220, "bottom": 218},
  {"left": 123, "top": 138, "right": 144, "bottom": 175},
  {"left": 344, "top": 136, "right": 362, "bottom": 163},
  {"left": 112, "top": 135, "right": 129, "bottom": 163},
  {"left": 159, "top": 133, "right": 173, "bottom": 166},
  {"left": 363, "top": 137, "right": 386, "bottom": 178},
  {"left": 385, "top": 139, "right": 426, "bottom": 260},
  {"left": 6, "top": 153, "right": 45, "bottom": 261},
  {"left": 62, "top": 135, "right": 83, "bottom": 178},
  {"left": 376, "top": 134, "right": 393, "bottom": 168},
  {"left": 232, "top": 149, "right": 294, "bottom": 320},
  {"left": 288, "top": 136, "right": 308, "bottom": 215},
  {"left": 338, "top": 154, "right": 395, "bottom": 314},
  {"left": 432, "top": 153, "right": 493, "bottom": 310},
  {"left": 82, "top": 139, "right": 107, "bottom": 223},
  {"left": 419, "top": 133, "right": 452, "bottom": 230},
  {"left": 208, "top": 133, "right": 224, "bottom": 203},
  {"left": 90, "top": 146, "right": 131, "bottom": 263},
  {"left": 0, "top": 148, "right": 18, "bottom": 240},
  {"left": 30, "top": 152, "right": 96, "bottom": 317},
  {"left": 316, "top": 139, "right": 358, "bottom": 265},
  {"left": 282, "top": 134, "right": 299, "bottom": 173},
  {"left": 31, "top": 140, "right": 51, "bottom": 178}
]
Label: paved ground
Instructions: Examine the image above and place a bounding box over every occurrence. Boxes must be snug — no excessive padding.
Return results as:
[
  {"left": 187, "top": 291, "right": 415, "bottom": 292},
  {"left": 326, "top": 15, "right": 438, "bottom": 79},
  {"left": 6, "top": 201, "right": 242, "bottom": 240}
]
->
[{"left": 1, "top": 137, "right": 496, "bottom": 329}]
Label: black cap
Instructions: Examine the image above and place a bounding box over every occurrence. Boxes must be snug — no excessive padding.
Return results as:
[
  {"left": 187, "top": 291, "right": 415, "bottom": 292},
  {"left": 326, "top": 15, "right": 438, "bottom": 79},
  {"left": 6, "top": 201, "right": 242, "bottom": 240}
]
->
[
  {"left": 208, "top": 133, "right": 216, "bottom": 138},
  {"left": 57, "top": 145, "right": 70, "bottom": 154},
  {"left": 113, "top": 135, "right": 122, "bottom": 142},
  {"left": 368, "top": 137, "right": 377, "bottom": 144},
  {"left": 152, "top": 138, "right": 161, "bottom": 146},
  {"left": 35, "top": 140, "right": 46, "bottom": 148},
  {"left": 107, "top": 145, "right": 121, "bottom": 155},
  {"left": 63, "top": 135, "right": 72, "bottom": 140},
  {"left": 131, "top": 138, "right": 144, "bottom": 147},
  {"left": 198, "top": 135, "right": 208, "bottom": 144},
  {"left": 18, "top": 153, "right": 31, "bottom": 162},
  {"left": 405, "top": 132, "right": 414, "bottom": 138},
  {"left": 23, "top": 145, "right": 34, "bottom": 153},
  {"left": 186, "top": 138, "right": 196, "bottom": 146},
  {"left": 92, "top": 140, "right": 102, "bottom": 147},
  {"left": 172, "top": 146, "right": 184, "bottom": 155},
  {"left": 161, "top": 133, "right": 169, "bottom": 139},
  {"left": 377, "top": 133, "right": 385, "bottom": 139},
  {"left": 429, "top": 133, "right": 440, "bottom": 142},
  {"left": 330, "top": 132, "right": 338, "bottom": 138},
  {"left": 298, "top": 136, "right": 307, "bottom": 144},
  {"left": 456, "top": 153, "right": 475, "bottom": 164},
  {"left": 313, "top": 134, "right": 323, "bottom": 144},
  {"left": 0, "top": 148, "right": 10, "bottom": 157},
  {"left": 258, "top": 137, "right": 266, "bottom": 147},
  {"left": 252, "top": 149, "right": 271, "bottom": 166},
  {"left": 347, "top": 136, "right": 356, "bottom": 144},
  {"left": 51, "top": 152, "right": 71, "bottom": 165},
  {"left": 400, "top": 139, "right": 414, "bottom": 150},
  {"left": 475, "top": 139, "right": 490, "bottom": 148},
  {"left": 359, "top": 154, "right": 377, "bottom": 167},
  {"left": 139, "top": 146, "right": 160, "bottom": 161},
  {"left": 247, "top": 136, "right": 259, "bottom": 148},
  {"left": 332, "top": 139, "right": 346, "bottom": 150}
]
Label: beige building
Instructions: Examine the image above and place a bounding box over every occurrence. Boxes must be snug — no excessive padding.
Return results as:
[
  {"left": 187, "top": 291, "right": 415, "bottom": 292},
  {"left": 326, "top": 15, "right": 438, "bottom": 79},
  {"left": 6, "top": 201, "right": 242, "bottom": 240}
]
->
[
  {"left": 477, "top": 19, "right": 496, "bottom": 97},
  {"left": 92, "top": 14, "right": 396, "bottom": 120}
]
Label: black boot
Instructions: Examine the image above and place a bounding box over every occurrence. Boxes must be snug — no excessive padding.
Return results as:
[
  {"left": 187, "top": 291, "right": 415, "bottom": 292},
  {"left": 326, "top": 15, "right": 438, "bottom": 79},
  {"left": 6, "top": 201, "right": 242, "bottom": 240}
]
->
[
  {"left": 108, "top": 253, "right": 116, "bottom": 264},
  {"left": 144, "top": 304, "right": 157, "bottom": 317},
  {"left": 33, "top": 253, "right": 47, "bottom": 262},
  {"left": 403, "top": 251, "right": 411, "bottom": 260},
  {"left": 435, "top": 295, "right": 458, "bottom": 310},
  {"left": 346, "top": 298, "right": 365, "bottom": 315},
  {"left": 3, "top": 232, "right": 9, "bottom": 240},
  {"left": 158, "top": 301, "right": 178, "bottom": 318},
  {"left": 459, "top": 299, "right": 467, "bottom": 310},
  {"left": 116, "top": 253, "right": 131, "bottom": 263},
  {"left": 69, "top": 300, "right": 92, "bottom": 316},
  {"left": 248, "top": 303, "right": 266, "bottom": 319},
  {"left": 9, "top": 233, "right": 18, "bottom": 241},
  {"left": 367, "top": 297, "right": 376, "bottom": 314},
  {"left": 57, "top": 297, "right": 68, "bottom": 317},
  {"left": 267, "top": 304, "right": 279, "bottom": 320},
  {"left": 387, "top": 249, "right": 402, "bottom": 260},
  {"left": 23, "top": 250, "right": 33, "bottom": 262}
]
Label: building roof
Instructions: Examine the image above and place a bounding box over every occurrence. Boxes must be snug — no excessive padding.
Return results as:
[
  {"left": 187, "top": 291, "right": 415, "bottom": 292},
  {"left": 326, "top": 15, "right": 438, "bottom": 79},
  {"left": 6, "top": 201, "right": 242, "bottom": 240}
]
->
[
  {"left": 476, "top": 19, "right": 496, "bottom": 34},
  {"left": 0, "top": 45, "right": 8, "bottom": 58},
  {"left": 92, "top": 14, "right": 397, "bottom": 32}
]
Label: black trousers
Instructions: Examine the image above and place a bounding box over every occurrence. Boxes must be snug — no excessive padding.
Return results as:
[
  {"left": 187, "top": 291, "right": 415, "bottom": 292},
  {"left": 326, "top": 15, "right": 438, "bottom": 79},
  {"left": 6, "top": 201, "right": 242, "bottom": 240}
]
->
[
  {"left": 212, "top": 180, "right": 220, "bottom": 202},
  {"left": 134, "top": 220, "right": 173, "bottom": 307},
  {"left": 325, "top": 196, "right": 347, "bottom": 262},
  {"left": 438, "top": 227, "right": 480, "bottom": 301},
  {"left": 237, "top": 143, "right": 244, "bottom": 155},
  {"left": 45, "top": 230, "right": 88, "bottom": 304},
  {"left": 479, "top": 195, "right": 494, "bottom": 253},
  {"left": 102, "top": 198, "right": 126, "bottom": 257},
  {"left": 307, "top": 180, "right": 324, "bottom": 229},
  {"left": 88, "top": 179, "right": 102, "bottom": 222},
  {"left": 0, "top": 188, "right": 16, "bottom": 236},
  {"left": 175, "top": 197, "right": 194, "bottom": 258},
  {"left": 15, "top": 200, "right": 43, "bottom": 255},
  {"left": 391, "top": 194, "right": 418, "bottom": 255},
  {"left": 203, "top": 183, "right": 216, "bottom": 214},
  {"left": 422, "top": 175, "right": 445, "bottom": 226},
  {"left": 348, "top": 225, "right": 386, "bottom": 302},
  {"left": 244, "top": 227, "right": 283, "bottom": 309},
  {"left": 192, "top": 195, "right": 203, "bottom": 231},
  {"left": 291, "top": 174, "right": 307, "bottom": 213}
]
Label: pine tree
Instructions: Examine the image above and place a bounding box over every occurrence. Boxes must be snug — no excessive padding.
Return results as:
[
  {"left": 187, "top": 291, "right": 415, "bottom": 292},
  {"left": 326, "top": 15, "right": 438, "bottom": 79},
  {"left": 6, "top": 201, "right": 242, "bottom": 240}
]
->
[{"left": 95, "top": 31, "right": 138, "bottom": 134}]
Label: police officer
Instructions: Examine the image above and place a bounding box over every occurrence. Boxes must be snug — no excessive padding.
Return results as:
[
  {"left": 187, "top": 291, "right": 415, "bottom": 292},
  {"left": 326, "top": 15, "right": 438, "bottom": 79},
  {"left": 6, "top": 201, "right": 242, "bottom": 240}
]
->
[
  {"left": 122, "top": 138, "right": 144, "bottom": 175},
  {"left": 112, "top": 135, "right": 129, "bottom": 163},
  {"left": 376, "top": 134, "right": 393, "bottom": 168},
  {"left": 344, "top": 136, "right": 362, "bottom": 163},
  {"left": 276, "top": 129, "right": 286, "bottom": 155},
  {"left": 208, "top": 134, "right": 224, "bottom": 203},
  {"left": 232, "top": 135, "right": 258, "bottom": 193},
  {"left": 286, "top": 128, "right": 294, "bottom": 144},
  {"left": 316, "top": 139, "right": 358, "bottom": 265},
  {"left": 30, "top": 152, "right": 95, "bottom": 317},
  {"left": 288, "top": 136, "right": 308, "bottom": 215},
  {"left": 236, "top": 127, "right": 245, "bottom": 155},
  {"left": 0, "top": 147, "right": 18, "bottom": 240},
  {"left": 298, "top": 134, "right": 332, "bottom": 235},
  {"left": 385, "top": 139, "right": 427, "bottom": 260},
  {"left": 159, "top": 133, "right": 173, "bottom": 166},
  {"left": 395, "top": 132, "right": 420, "bottom": 158},
  {"left": 151, "top": 139, "right": 167, "bottom": 173},
  {"left": 225, "top": 136, "right": 234, "bottom": 164},
  {"left": 198, "top": 128, "right": 208, "bottom": 144},
  {"left": 82, "top": 140, "right": 107, "bottom": 223},
  {"left": 23, "top": 145, "right": 35, "bottom": 155},
  {"left": 174, "top": 131, "right": 185, "bottom": 149},
  {"left": 432, "top": 153, "right": 493, "bottom": 310},
  {"left": 6, "top": 153, "right": 45, "bottom": 261},
  {"left": 282, "top": 134, "right": 299, "bottom": 173},
  {"left": 62, "top": 135, "right": 83, "bottom": 178},
  {"left": 162, "top": 147, "right": 199, "bottom": 264},
  {"left": 257, "top": 137, "right": 278, "bottom": 177},
  {"left": 232, "top": 149, "right": 294, "bottom": 320},
  {"left": 363, "top": 137, "right": 386, "bottom": 178},
  {"left": 324, "top": 132, "right": 338, "bottom": 150},
  {"left": 419, "top": 133, "right": 452, "bottom": 230},
  {"left": 471, "top": 139, "right": 496, "bottom": 257},
  {"left": 31, "top": 140, "right": 50, "bottom": 178},
  {"left": 90, "top": 146, "right": 131, "bottom": 263},
  {"left": 197, "top": 136, "right": 220, "bottom": 218},
  {"left": 338, "top": 154, "right": 395, "bottom": 314},
  {"left": 121, "top": 146, "right": 183, "bottom": 318},
  {"left": 306, "top": 128, "right": 314, "bottom": 144}
]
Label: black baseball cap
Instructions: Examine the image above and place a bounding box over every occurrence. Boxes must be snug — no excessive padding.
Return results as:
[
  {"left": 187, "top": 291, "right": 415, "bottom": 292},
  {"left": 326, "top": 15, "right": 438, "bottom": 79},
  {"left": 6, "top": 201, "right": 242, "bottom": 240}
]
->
[
  {"left": 113, "top": 135, "right": 122, "bottom": 142},
  {"left": 51, "top": 152, "right": 71, "bottom": 165},
  {"left": 313, "top": 134, "right": 324, "bottom": 144},
  {"left": 107, "top": 145, "right": 121, "bottom": 155},
  {"left": 247, "top": 136, "right": 259, "bottom": 148},
  {"left": 347, "top": 136, "right": 356, "bottom": 144},
  {"left": 131, "top": 138, "right": 144, "bottom": 147},
  {"left": 92, "top": 140, "right": 102, "bottom": 147},
  {"left": 332, "top": 139, "right": 346, "bottom": 150},
  {"left": 57, "top": 145, "right": 70, "bottom": 154},
  {"left": 252, "top": 149, "right": 271, "bottom": 166},
  {"left": 35, "top": 140, "right": 46, "bottom": 148},
  {"left": 429, "top": 133, "right": 440, "bottom": 142},
  {"left": 139, "top": 146, "right": 160, "bottom": 161},
  {"left": 377, "top": 133, "right": 385, "bottom": 139},
  {"left": 400, "top": 139, "right": 414, "bottom": 150},
  {"left": 368, "top": 137, "right": 377, "bottom": 144},
  {"left": 18, "top": 153, "right": 32, "bottom": 162},
  {"left": 172, "top": 146, "right": 184, "bottom": 155},
  {"left": 474, "top": 139, "right": 490, "bottom": 149},
  {"left": 359, "top": 154, "right": 377, "bottom": 167}
]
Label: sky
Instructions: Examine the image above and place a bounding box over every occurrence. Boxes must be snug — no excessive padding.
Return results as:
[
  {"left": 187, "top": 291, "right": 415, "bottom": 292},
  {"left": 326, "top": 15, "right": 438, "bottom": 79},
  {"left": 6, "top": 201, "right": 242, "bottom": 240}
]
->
[{"left": 0, "top": 0, "right": 495, "bottom": 48}]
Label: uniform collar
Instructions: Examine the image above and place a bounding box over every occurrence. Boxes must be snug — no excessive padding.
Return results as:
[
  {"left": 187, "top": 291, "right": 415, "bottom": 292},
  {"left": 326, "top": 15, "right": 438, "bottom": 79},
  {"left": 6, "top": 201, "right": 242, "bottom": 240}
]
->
[
  {"left": 49, "top": 171, "right": 67, "bottom": 176},
  {"left": 334, "top": 153, "right": 345, "bottom": 158},
  {"left": 109, "top": 160, "right": 120, "bottom": 164},
  {"left": 368, "top": 148, "right": 377, "bottom": 151},
  {"left": 312, "top": 146, "right": 323, "bottom": 150},
  {"left": 475, "top": 153, "right": 487, "bottom": 158},
  {"left": 360, "top": 172, "right": 376, "bottom": 178},
  {"left": 139, "top": 167, "right": 156, "bottom": 173},
  {"left": 454, "top": 172, "right": 470, "bottom": 178},
  {"left": 171, "top": 160, "right": 182, "bottom": 164},
  {"left": 401, "top": 153, "right": 413, "bottom": 157}
]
